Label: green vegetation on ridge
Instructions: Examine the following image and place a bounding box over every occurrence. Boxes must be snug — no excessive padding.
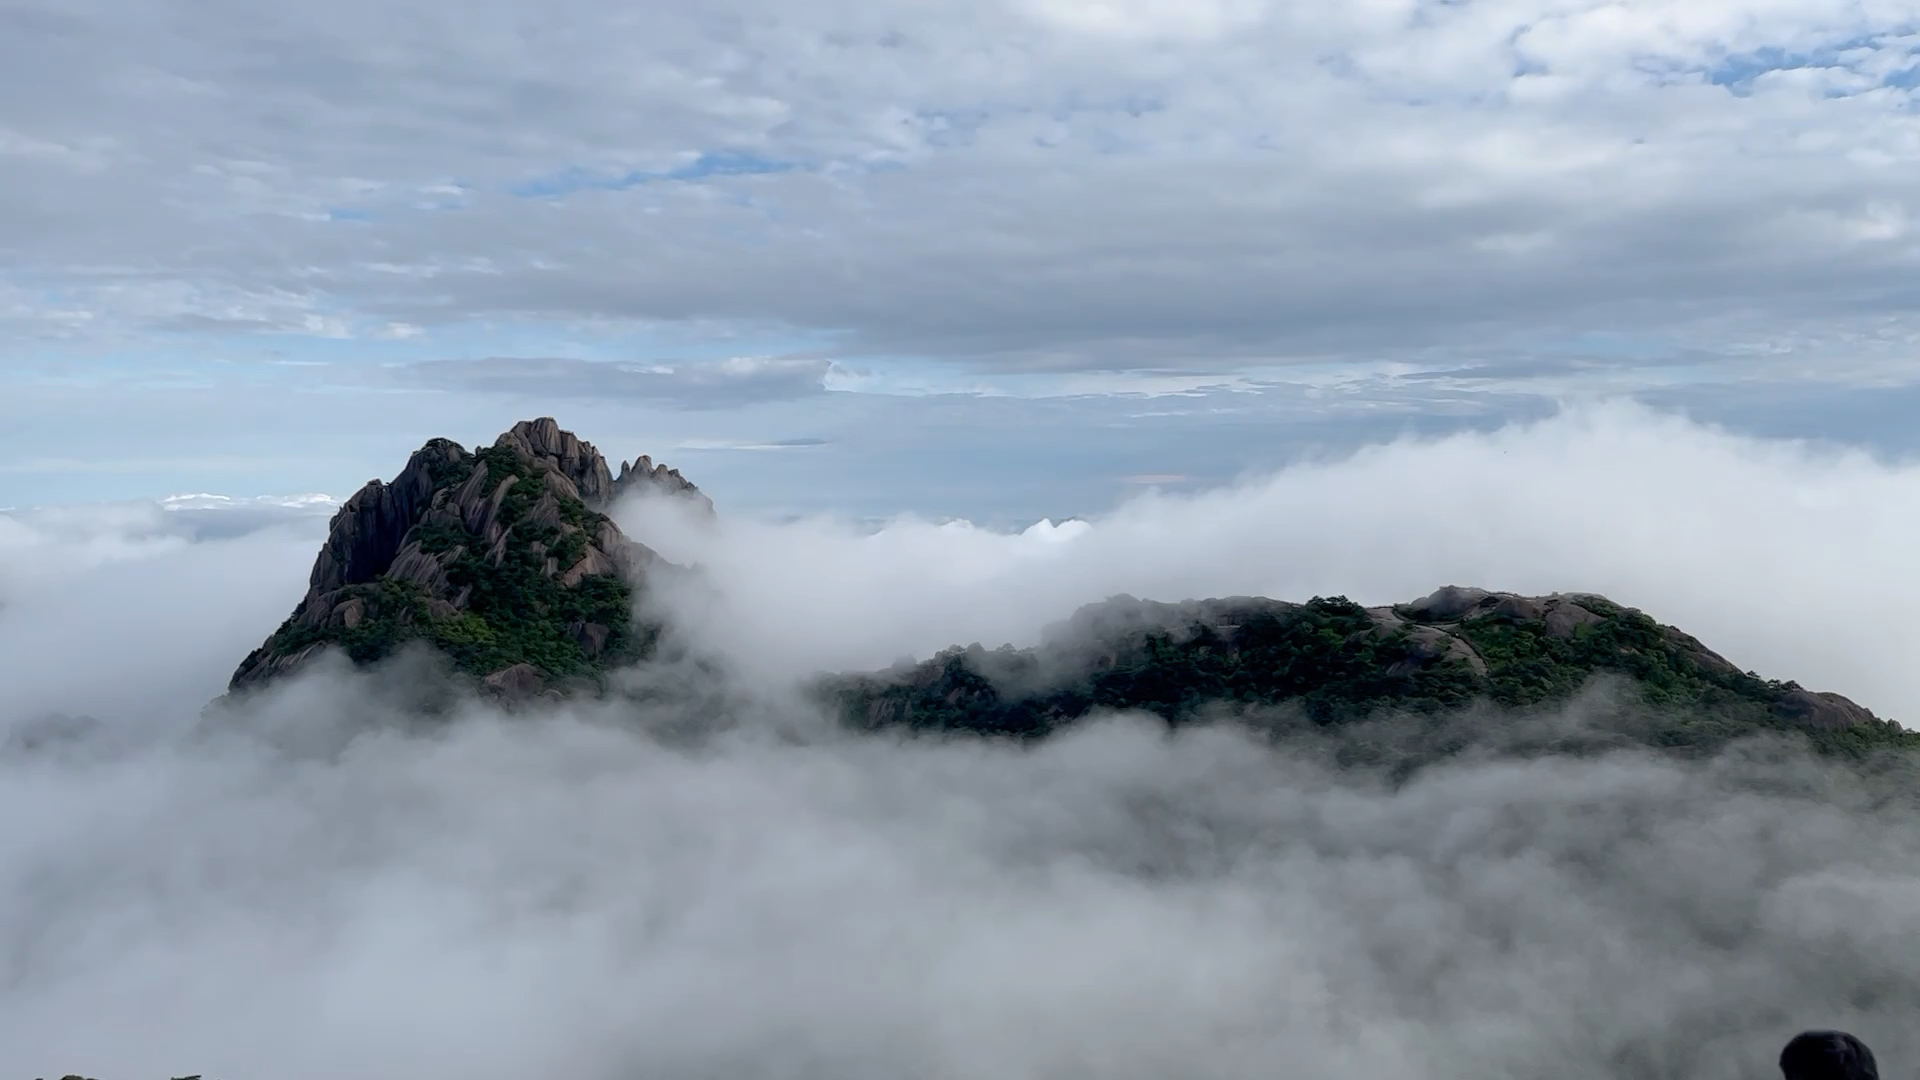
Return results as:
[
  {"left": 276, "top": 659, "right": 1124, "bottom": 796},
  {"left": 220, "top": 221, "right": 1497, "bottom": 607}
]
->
[{"left": 820, "top": 594, "right": 1915, "bottom": 760}]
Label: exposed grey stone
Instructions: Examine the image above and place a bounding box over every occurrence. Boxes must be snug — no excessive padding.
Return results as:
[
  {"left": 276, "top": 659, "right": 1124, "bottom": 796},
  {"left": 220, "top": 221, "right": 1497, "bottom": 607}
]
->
[
  {"left": 1542, "top": 601, "right": 1603, "bottom": 639},
  {"left": 385, "top": 540, "right": 451, "bottom": 593},
  {"left": 308, "top": 439, "right": 466, "bottom": 595},
  {"left": 569, "top": 621, "right": 611, "bottom": 657},
  {"left": 496, "top": 417, "right": 616, "bottom": 508},
  {"left": 612, "top": 451, "right": 715, "bottom": 514},
  {"left": 523, "top": 491, "right": 565, "bottom": 531},
  {"left": 1775, "top": 688, "right": 1879, "bottom": 731},
  {"left": 561, "top": 546, "right": 618, "bottom": 587},
  {"left": 1487, "top": 595, "right": 1547, "bottom": 622},
  {"left": 1402, "top": 585, "right": 1494, "bottom": 621},
  {"left": 328, "top": 596, "right": 364, "bottom": 630},
  {"left": 482, "top": 662, "right": 545, "bottom": 700}
]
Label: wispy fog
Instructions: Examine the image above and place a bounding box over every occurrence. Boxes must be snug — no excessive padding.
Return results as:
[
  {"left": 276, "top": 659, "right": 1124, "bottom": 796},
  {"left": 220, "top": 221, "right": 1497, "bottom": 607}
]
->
[
  {"left": 627, "top": 400, "right": 1920, "bottom": 721},
  {"left": 3, "top": 402, "right": 1917, "bottom": 1078}
]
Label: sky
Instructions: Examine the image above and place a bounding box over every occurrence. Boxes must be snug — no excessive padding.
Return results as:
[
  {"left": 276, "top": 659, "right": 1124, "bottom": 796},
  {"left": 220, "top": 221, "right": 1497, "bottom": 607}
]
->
[
  {"left": 5, "top": 0, "right": 1920, "bottom": 519},
  {"left": 6, "top": 406, "right": 1920, "bottom": 1076}
]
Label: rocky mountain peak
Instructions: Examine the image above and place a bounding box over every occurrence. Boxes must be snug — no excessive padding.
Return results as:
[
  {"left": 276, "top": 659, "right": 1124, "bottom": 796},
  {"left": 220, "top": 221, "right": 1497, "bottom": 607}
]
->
[
  {"left": 493, "top": 417, "right": 618, "bottom": 508},
  {"left": 228, "top": 418, "right": 703, "bottom": 697},
  {"left": 488, "top": 416, "right": 714, "bottom": 515},
  {"left": 613, "top": 453, "right": 711, "bottom": 514}
]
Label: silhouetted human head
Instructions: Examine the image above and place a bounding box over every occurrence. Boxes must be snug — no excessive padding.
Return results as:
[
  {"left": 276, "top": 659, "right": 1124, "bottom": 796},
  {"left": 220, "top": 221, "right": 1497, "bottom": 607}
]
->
[{"left": 1780, "top": 1030, "right": 1878, "bottom": 1080}]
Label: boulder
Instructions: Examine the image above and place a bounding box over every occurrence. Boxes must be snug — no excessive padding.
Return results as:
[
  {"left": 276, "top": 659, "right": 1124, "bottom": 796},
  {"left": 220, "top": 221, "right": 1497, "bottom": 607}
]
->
[
  {"left": 327, "top": 596, "right": 365, "bottom": 630},
  {"left": 1542, "top": 600, "right": 1602, "bottom": 639},
  {"left": 1402, "top": 585, "right": 1493, "bottom": 621},
  {"left": 482, "top": 662, "right": 546, "bottom": 700},
  {"left": 1775, "top": 688, "right": 1880, "bottom": 731},
  {"left": 569, "top": 621, "right": 612, "bottom": 657},
  {"left": 385, "top": 541, "right": 452, "bottom": 592},
  {"left": 1487, "top": 595, "right": 1547, "bottom": 622}
]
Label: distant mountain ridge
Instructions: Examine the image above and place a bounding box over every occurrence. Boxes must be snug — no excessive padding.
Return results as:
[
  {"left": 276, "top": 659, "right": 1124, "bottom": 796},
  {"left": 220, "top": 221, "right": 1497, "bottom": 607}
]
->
[
  {"left": 227, "top": 418, "right": 709, "bottom": 699},
  {"left": 819, "top": 585, "right": 1909, "bottom": 757}
]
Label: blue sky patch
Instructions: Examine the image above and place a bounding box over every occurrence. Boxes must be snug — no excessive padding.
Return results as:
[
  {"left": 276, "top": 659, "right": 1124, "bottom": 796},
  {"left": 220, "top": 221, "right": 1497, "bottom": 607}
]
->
[
  {"left": 1705, "top": 34, "right": 1920, "bottom": 97},
  {"left": 510, "top": 151, "right": 799, "bottom": 198}
]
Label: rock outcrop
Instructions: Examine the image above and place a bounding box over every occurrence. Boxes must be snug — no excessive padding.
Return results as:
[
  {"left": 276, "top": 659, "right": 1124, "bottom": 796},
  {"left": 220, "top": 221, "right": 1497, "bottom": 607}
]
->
[
  {"left": 613, "top": 451, "right": 711, "bottom": 514},
  {"left": 489, "top": 415, "right": 713, "bottom": 514},
  {"left": 1037, "top": 586, "right": 1753, "bottom": 688},
  {"left": 228, "top": 418, "right": 707, "bottom": 696}
]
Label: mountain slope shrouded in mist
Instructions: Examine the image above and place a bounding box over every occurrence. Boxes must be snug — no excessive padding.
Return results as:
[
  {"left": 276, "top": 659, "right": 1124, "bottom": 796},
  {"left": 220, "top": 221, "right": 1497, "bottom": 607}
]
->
[
  {"left": 822, "top": 586, "right": 1912, "bottom": 760},
  {"left": 222, "top": 418, "right": 1906, "bottom": 767},
  {"left": 15, "top": 406, "right": 1920, "bottom": 1079}
]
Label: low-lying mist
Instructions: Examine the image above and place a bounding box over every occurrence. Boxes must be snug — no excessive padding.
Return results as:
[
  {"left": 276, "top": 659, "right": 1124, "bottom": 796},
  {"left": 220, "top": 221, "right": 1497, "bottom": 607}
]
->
[
  {"left": 4, "top": 401, "right": 1919, "bottom": 1078},
  {"left": 10, "top": 683, "right": 1920, "bottom": 1079}
]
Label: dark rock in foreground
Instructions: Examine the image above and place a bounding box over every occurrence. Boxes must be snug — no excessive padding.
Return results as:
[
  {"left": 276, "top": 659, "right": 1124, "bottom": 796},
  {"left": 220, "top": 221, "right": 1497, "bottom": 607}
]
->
[{"left": 227, "top": 418, "right": 708, "bottom": 697}]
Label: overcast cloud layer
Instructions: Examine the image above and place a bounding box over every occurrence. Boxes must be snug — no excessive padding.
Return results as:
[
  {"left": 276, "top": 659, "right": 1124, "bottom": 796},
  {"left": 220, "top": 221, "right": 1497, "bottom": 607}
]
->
[
  {"left": 5, "top": 407, "right": 1920, "bottom": 1077},
  {"left": 9, "top": 0, "right": 1920, "bottom": 513},
  {"left": 7, "top": 0, "right": 1920, "bottom": 382}
]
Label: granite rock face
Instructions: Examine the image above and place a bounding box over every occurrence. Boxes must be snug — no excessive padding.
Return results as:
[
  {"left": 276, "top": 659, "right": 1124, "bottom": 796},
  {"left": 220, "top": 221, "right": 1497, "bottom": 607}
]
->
[
  {"left": 228, "top": 418, "right": 708, "bottom": 695},
  {"left": 613, "top": 451, "right": 713, "bottom": 515}
]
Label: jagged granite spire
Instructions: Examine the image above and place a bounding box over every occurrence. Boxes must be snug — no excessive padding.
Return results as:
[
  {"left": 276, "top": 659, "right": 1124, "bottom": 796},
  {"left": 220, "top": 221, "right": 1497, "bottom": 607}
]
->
[
  {"left": 491, "top": 416, "right": 713, "bottom": 513},
  {"left": 228, "top": 418, "right": 708, "bottom": 697},
  {"left": 612, "top": 452, "right": 711, "bottom": 514}
]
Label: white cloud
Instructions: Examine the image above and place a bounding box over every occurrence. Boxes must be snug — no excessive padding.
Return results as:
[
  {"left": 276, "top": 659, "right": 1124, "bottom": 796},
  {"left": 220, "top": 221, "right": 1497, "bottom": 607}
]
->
[
  {"left": 2, "top": 0, "right": 1919, "bottom": 381},
  {"left": 158, "top": 492, "right": 341, "bottom": 511},
  {"left": 0, "top": 498, "right": 333, "bottom": 719},
  {"left": 1018, "top": 0, "right": 1273, "bottom": 41},
  {"left": 12, "top": 689, "right": 1920, "bottom": 1078}
]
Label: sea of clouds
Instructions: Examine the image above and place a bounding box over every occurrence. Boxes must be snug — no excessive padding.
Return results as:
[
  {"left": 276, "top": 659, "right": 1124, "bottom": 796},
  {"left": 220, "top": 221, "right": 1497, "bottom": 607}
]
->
[{"left": 3, "top": 401, "right": 1919, "bottom": 1079}]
